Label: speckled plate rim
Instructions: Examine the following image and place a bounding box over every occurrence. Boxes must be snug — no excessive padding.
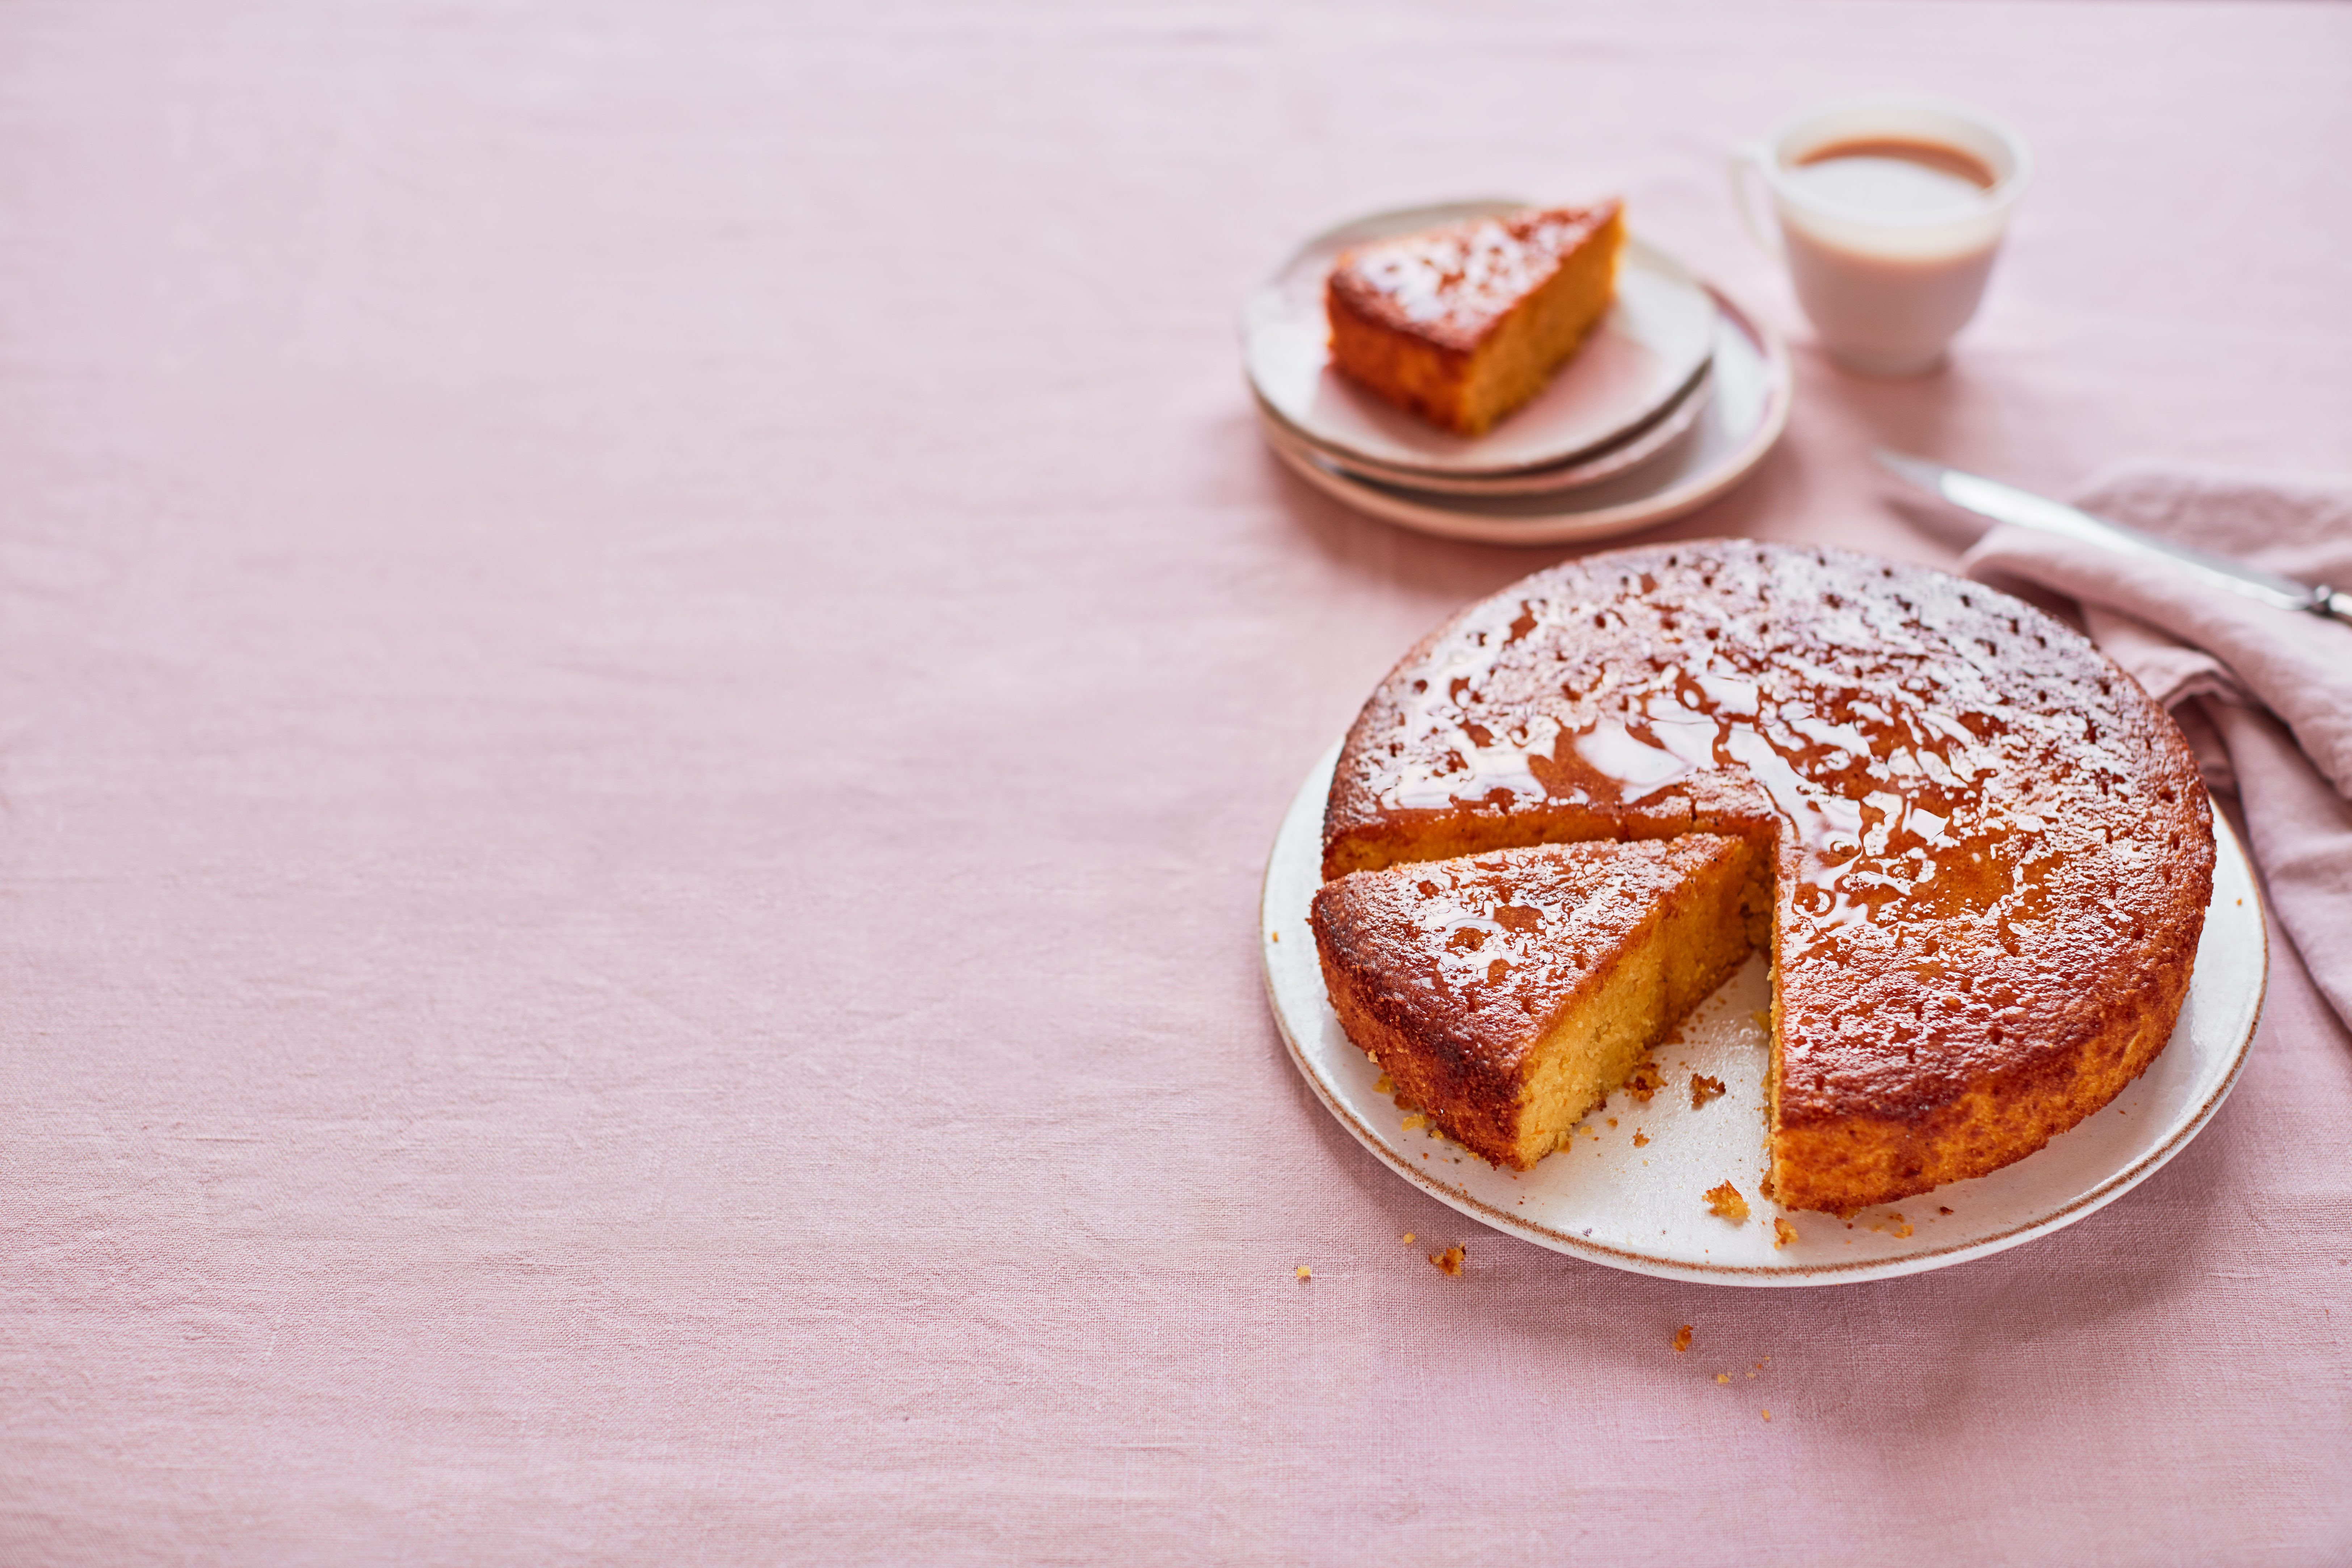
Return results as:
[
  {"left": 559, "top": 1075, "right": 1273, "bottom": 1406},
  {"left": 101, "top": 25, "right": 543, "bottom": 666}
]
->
[
  {"left": 1263, "top": 284, "right": 1792, "bottom": 546},
  {"left": 1259, "top": 740, "right": 2268, "bottom": 1287},
  {"left": 1253, "top": 360, "right": 1717, "bottom": 498}
]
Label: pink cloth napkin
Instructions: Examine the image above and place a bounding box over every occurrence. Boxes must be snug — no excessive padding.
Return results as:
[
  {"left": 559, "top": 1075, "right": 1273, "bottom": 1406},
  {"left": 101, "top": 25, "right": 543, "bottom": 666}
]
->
[{"left": 1962, "top": 466, "right": 2352, "bottom": 1028}]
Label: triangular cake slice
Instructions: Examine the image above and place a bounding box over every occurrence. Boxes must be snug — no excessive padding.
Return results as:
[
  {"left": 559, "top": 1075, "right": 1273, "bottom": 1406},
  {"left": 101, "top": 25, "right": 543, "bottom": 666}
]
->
[
  {"left": 1309, "top": 836, "right": 1768, "bottom": 1169},
  {"left": 1326, "top": 202, "right": 1625, "bottom": 436}
]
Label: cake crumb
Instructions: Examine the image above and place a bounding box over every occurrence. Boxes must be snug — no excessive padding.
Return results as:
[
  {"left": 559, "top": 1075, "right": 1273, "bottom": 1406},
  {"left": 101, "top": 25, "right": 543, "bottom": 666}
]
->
[
  {"left": 1295, "top": 1265, "right": 1311, "bottom": 1280},
  {"left": 1690, "top": 1073, "right": 1726, "bottom": 1109},
  {"left": 1430, "top": 1244, "right": 1465, "bottom": 1277},
  {"left": 1672, "top": 1324, "right": 1693, "bottom": 1353},
  {"left": 1402, "top": 1232, "right": 1415, "bottom": 1244},
  {"left": 1761, "top": 1410, "right": 1772, "bottom": 1422},
  {"left": 1606, "top": 1118, "right": 1618, "bottom": 1129},
  {"left": 1704, "top": 1182, "right": 1750, "bottom": 1224},
  {"left": 1772, "top": 1217, "right": 1798, "bottom": 1249},
  {"left": 1633, "top": 1130, "right": 1650, "bottom": 1147},
  {"left": 1270, "top": 931, "right": 1279, "bottom": 943},
  {"left": 1625, "top": 1059, "right": 1664, "bottom": 1104},
  {"left": 1939, "top": 1206, "right": 1953, "bottom": 1216},
  {"left": 1402, "top": 1113, "right": 1427, "bottom": 1132},
  {"left": 1715, "top": 1373, "right": 1730, "bottom": 1384},
  {"left": 1374, "top": 1074, "right": 1395, "bottom": 1096}
]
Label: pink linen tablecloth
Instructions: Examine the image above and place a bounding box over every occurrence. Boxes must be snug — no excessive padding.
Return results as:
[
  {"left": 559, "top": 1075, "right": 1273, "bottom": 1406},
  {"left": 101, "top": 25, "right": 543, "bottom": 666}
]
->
[{"left": 1, "top": 3, "right": 2347, "bottom": 1563}]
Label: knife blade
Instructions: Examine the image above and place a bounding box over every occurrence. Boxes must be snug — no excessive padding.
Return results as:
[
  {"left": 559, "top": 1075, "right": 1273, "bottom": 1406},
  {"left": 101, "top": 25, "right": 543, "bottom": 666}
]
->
[{"left": 1873, "top": 448, "right": 2352, "bottom": 626}]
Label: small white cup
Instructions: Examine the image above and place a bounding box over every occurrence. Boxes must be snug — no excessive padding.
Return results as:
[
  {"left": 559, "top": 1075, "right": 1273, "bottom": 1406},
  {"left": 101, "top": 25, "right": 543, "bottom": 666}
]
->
[{"left": 1731, "top": 94, "right": 2031, "bottom": 376}]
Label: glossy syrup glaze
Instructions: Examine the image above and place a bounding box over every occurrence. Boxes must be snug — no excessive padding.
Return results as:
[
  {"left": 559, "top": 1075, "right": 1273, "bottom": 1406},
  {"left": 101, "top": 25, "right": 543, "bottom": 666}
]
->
[
  {"left": 1327, "top": 203, "right": 1621, "bottom": 355},
  {"left": 1315, "top": 837, "right": 1748, "bottom": 1069},
  {"left": 1324, "top": 541, "right": 2213, "bottom": 1129}
]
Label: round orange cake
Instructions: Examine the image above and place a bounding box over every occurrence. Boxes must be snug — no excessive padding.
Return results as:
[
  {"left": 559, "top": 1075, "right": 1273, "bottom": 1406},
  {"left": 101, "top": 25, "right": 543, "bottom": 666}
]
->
[{"left": 1318, "top": 540, "right": 2215, "bottom": 1214}]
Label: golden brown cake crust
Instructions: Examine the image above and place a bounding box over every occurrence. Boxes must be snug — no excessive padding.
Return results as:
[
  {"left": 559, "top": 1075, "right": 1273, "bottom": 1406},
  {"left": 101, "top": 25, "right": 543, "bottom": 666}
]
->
[
  {"left": 1316, "top": 540, "right": 2215, "bottom": 1214},
  {"left": 1310, "top": 837, "right": 1760, "bottom": 1167}
]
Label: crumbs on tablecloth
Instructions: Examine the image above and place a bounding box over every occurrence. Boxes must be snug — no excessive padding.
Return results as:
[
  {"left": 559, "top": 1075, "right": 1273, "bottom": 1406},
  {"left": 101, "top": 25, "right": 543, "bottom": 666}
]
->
[
  {"left": 1762, "top": 1410, "right": 1772, "bottom": 1422},
  {"left": 1715, "top": 1373, "right": 1729, "bottom": 1384},
  {"left": 1430, "top": 1244, "right": 1464, "bottom": 1277},
  {"left": 1672, "top": 1324, "right": 1693, "bottom": 1354},
  {"left": 1773, "top": 1217, "right": 1797, "bottom": 1249},
  {"left": 1705, "top": 1182, "right": 1750, "bottom": 1224},
  {"left": 1690, "top": 1073, "right": 1726, "bottom": 1109},
  {"left": 1294, "top": 1265, "right": 1311, "bottom": 1280},
  {"left": 1401, "top": 1232, "right": 1415, "bottom": 1244},
  {"left": 1939, "top": 1206, "right": 1953, "bottom": 1216}
]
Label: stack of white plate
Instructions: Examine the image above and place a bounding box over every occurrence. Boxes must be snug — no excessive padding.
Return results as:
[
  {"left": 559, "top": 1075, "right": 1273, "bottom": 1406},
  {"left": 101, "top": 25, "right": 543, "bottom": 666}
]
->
[{"left": 1243, "top": 202, "right": 1793, "bottom": 545}]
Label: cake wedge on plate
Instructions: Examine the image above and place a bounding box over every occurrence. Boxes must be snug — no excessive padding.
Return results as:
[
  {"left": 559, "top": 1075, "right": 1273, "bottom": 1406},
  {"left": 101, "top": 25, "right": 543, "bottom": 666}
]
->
[{"left": 1325, "top": 202, "right": 1625, "bottom": 436}]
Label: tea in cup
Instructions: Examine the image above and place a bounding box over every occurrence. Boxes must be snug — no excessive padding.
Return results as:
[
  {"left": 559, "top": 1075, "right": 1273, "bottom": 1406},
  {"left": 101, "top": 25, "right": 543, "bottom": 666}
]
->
[{"left": 1731, "top": 95, "right": 2031, "bottom": 375}]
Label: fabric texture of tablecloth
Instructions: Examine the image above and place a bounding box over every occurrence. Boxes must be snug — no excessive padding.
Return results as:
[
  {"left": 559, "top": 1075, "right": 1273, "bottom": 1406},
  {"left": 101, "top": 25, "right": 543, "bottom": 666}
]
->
[{"left": 1, "top": 3, "right": 2347, "bottom": 1564}]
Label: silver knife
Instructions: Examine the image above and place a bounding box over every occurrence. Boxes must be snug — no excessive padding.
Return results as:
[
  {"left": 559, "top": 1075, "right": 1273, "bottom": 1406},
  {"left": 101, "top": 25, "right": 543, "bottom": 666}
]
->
[{"left": 1873, "top": 448, "right": 2352, "bottom": 626}]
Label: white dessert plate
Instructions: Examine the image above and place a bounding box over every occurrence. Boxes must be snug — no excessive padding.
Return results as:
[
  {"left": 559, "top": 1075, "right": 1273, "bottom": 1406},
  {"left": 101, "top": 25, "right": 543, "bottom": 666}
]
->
[
  {"left": 1255, "top": 362, "right": 1715, "bottom": 498},
  {"left": 1260, "top": 742, "right": 2267, "bottom": 1287},
  {"left": 1264, "top": 284, "right": 1791, "bottom": 546},
  {"left": 1243, "top": 201, "right": 1718, "bottom": 478}
]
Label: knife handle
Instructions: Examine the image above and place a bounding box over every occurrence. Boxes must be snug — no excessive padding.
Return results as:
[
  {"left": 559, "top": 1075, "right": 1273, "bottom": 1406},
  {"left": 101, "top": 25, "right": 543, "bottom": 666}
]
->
[{"left": 2317, "top": 587, "right": 2352, "bottom": 627}]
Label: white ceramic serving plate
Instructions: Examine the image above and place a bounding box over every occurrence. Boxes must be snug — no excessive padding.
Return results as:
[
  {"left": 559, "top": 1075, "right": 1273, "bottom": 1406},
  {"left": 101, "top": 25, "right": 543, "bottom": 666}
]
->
[
  {"left": 1255, "top": 364, "right": 1715, "bottom": 499},
  {"left": 1243, "top": 202, "right": 1718, "bottom": 478},
  {"left": 1260, "top": 743, "right": 2267, "bottom": 1287},
  {"left": 1264, "top": 284, "right": 1791, "bottom": 545}
]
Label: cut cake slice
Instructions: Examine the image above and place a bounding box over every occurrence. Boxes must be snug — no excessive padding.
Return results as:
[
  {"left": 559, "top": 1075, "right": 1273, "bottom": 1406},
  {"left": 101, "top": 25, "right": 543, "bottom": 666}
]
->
[
  {"left": 1325, "top": 202, "right": 1624, "bottom": 437},
  {"left": 1309, "top": 836, "right": 1767, "bottom": 1169}
]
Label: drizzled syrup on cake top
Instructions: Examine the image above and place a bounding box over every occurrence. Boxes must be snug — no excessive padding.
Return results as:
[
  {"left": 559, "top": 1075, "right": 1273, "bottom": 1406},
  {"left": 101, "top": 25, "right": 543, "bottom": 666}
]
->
[
  {"left": 1330, "top": 205, "right": 1620, "bottom": 353},
  {"left": 1386, "top": 840, "right": 1742, "bottom": 1042}
]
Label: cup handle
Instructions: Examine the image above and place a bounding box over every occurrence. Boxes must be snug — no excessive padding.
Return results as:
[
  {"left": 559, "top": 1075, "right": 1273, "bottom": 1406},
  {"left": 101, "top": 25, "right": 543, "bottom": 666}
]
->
[{"left": 1727, "top": 142, "right": 1784, "bottom": 260}]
